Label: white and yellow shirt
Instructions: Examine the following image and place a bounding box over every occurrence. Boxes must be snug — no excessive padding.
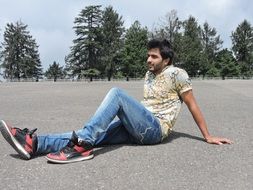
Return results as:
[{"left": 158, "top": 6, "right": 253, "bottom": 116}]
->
[{"left": 141, "top": 65, "right": 192, "bottom": 139}]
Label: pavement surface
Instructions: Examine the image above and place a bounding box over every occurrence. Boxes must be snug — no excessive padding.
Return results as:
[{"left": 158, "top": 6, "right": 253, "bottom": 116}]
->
[{"left": 0, "top": 80, "right": 252, "bottom": 190}]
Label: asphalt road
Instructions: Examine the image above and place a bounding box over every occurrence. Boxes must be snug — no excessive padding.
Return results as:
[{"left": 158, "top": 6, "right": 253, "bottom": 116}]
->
[{"left": 0, "top": 80, "right": 252, "bottom": 190}]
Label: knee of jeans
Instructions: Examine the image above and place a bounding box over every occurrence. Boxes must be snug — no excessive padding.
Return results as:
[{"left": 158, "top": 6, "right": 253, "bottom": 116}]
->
[{"left": 109, "top": 87, "right": 122, "bottom": 96}]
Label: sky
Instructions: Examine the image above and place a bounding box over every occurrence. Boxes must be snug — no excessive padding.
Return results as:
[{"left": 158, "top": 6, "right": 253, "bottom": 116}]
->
[{"left": 0, "top": 0, "right": 252, "bottom": 74}]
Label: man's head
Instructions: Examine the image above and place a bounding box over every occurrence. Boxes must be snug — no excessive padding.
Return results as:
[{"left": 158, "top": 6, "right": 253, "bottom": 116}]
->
[{"left": 147, "top": 39, "right": 174, "bottom": 75}]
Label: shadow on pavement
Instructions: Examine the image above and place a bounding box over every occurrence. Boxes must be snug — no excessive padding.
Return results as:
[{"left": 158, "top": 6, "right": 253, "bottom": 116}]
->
[
  {"left": 162, "top": 131, "right": 205, "bottom": 144},
  {"left": 94, "top": 144, "right": 124, "bottom": 156},
  {"left": 8, "top": 131, "right": 204, "bottom": 161}
]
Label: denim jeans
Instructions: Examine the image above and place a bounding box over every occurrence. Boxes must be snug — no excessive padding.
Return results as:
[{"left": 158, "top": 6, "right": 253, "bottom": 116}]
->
[{"left": 36, "top": 88, "right": 162, "bottom": 154}]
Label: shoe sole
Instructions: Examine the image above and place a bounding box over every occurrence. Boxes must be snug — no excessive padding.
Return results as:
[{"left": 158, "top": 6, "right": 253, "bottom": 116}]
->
[
  {"left": 0, "top": 120, "right": 31, "bottom": 160},
  {"left": 45, "top": 154, "right": 94, "bottom": 164}
]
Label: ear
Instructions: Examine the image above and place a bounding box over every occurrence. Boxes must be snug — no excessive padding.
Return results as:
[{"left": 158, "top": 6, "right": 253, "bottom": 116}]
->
[{"left": 163, "top": 58, "right": 170, "bottom": 66}]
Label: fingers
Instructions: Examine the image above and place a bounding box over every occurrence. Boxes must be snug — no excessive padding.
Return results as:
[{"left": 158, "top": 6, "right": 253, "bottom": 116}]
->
[
  {"left": 207, "top": 137, "right": 233, "bottom": 145},
  {"left": 220, "top": 138, "right": 233, "bottom": 144}
]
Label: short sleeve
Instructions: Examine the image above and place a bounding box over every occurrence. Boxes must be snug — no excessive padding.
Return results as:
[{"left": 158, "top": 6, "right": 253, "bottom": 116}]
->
[{"left": 175, "top": 69, "right": 192, "bottom": 95}]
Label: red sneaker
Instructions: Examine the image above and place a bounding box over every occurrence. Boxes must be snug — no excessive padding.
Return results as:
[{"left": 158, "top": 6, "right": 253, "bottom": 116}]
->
[
  {"left": 46, "top": 131, "right": 94, "bottom": 164},
  {"left": 0, "top": 120, "right": 37, "bottom": 160}
]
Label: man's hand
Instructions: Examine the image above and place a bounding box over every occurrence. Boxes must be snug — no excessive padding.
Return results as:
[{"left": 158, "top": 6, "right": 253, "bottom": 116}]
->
[
  {"left": 205, "top": 136, "right": 232, "bottom": 145},
  {"left": 181, "top": 91, "right": 233, "bottom": 146}
]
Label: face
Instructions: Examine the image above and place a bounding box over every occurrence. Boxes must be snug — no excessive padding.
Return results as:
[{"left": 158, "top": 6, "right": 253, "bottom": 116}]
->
[{"left": 147, "top": 48, "right": 169, "bottom": 75}]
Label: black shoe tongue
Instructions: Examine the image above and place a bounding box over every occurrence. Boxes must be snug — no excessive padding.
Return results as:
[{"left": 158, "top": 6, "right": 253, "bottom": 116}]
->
[{"left": 70, "top": 131, "right": 79, "bottom": 145}]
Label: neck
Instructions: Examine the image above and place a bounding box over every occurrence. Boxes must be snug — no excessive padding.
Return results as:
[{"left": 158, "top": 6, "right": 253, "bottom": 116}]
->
[{"left": 152, "top": 65, "right": 171, "bottom": 75}]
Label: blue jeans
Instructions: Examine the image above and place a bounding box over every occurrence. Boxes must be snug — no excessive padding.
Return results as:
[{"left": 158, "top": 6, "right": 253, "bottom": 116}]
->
[{"left": 36, "top": 88, "right": 162, "bottom": 154}]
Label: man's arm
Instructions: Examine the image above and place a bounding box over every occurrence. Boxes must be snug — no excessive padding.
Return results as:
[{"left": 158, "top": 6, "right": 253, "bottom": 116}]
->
[{"left": 180, "top": 90, "right": 232, "bottom": 145}]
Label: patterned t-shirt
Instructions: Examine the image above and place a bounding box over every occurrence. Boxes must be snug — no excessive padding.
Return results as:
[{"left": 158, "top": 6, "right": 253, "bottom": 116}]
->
[{"left": 141, "top": 65, "right": 192, "bottom": 139}]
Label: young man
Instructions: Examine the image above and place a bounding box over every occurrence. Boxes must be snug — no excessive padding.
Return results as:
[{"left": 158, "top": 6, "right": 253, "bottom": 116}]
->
[{"left": 0, "top": 39, "right": 232, "bottom": 164}]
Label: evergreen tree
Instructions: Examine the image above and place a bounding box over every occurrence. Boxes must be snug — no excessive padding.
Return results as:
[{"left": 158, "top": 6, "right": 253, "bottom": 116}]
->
[
  {"left": 215, "top": 49, "right": 240, "bottom": 79},
  {"left": 231, "top": 19, "right": 253, "bottom": 77},
  {"left": 44, "top": 61, "right": 66, "bottom": 82},
  {"left": 101, "top": 6, "right": 124, "bottom": 81},
  {"left": 0, "top": 21, "right": 42, "bottom": 81},
  {"left": 180, "top": 16, "right": 203, "bottom": 77},
  {"left": 81, "top": 68, "right": 100, "bottom": 81},
  {"left": 201, "top": 22, "right": 223, "bottom": 78},
  {"left": 66, "top": 5, "right": 103, "bottom": 79},
  {"left": 121, "top": 21, "right": 148, "bottom": 79}
]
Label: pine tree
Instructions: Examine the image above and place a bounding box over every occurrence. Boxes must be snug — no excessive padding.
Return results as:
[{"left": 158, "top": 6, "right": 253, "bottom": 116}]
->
[
  {"left": 101, "top": 6, "right": 124, "bottom": 81},
  {"left": 180, "top": 16, "right": 203, "bottom": 77},
  {"left": 0, "top": 21, "right": 42, "bottom": 81},
  {"left": 65, "top": 5, "right": 103, "bottom": 79},
  {"left": 44, "top": 61, "right": 66, "bottom": 82},
  {"left": 201, "top": 22, "right": 223, "bottom": 78},
  {"left": 231, "top": 19, "right": 253, "bottom": 77},
  {"left": 121, "top": 21, "right": 148, "bottom": 79},
  {"left": 81, "top": 68, "right": 100, "bottom": 81},
  {"left": 216, "top": 49, "right": 240, "bottom": 79}
]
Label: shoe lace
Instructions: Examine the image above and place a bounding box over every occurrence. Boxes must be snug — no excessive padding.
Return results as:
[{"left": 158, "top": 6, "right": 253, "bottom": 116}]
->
[
  {"left": 60, "top": 138, "right": 76, "bottom": 152},
  {"left": 59, "top": 131, "right": 93, "bottom": 153},
  {"left": 15, "top": 127, "right": 37, "bottom": 137},
  {"left": 60, "top": 137, "right": 92, "bottom": 152}
]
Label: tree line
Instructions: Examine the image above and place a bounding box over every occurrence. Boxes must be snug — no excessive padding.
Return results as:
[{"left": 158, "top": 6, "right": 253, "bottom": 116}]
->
[{"left": 0, "top": 5, "right": 253, "bottom": 81}]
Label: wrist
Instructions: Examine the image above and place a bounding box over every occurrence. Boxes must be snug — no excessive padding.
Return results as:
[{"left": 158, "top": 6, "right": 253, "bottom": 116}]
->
[{"left": 204, "top": 134, "right": 212, "bottom": 141}]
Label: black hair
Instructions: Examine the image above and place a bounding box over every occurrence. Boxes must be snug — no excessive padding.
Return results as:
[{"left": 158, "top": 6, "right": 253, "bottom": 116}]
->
[{"left": 147, "top": 39, "right": 174, "bottom": 64}]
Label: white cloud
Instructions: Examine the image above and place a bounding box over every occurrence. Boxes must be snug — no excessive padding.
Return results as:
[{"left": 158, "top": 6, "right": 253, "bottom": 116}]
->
[{"left": 204, "top": 0, "right": 234, "bottom": 12}]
